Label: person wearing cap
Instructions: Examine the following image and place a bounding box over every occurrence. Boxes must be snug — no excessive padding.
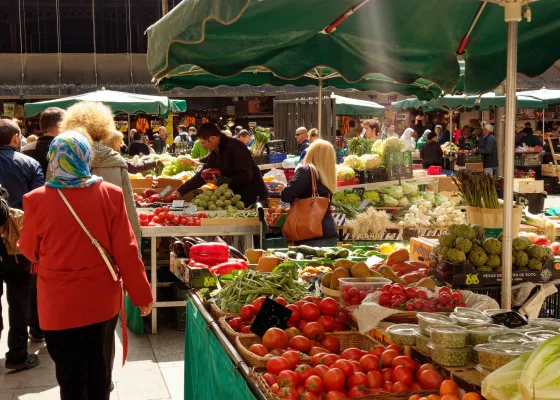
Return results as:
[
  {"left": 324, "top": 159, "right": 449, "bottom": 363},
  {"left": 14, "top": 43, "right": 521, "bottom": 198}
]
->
[{"left": 474, "top": 123, "right": 498, "bottom": 176}]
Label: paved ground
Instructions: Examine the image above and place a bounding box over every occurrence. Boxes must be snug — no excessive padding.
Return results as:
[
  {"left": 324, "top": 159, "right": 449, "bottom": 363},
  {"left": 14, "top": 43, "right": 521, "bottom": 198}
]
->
[{"left": 0, "top": 293, "right": 185, "bottom": 400}]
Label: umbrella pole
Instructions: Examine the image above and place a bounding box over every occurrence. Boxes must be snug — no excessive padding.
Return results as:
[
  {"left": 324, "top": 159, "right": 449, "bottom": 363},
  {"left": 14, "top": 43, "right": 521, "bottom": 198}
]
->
[
  {"left": 501, "top": 2, "right": 522, "bottom": 310},
  {"left": 543, "top": 108, "right": 546, "bottom": 140},
  {"left": 317, "top": 75, "right": 323, "bottom": 135},
  {"left": 127, "top": 114, "right": 131, "bottom": 146}
]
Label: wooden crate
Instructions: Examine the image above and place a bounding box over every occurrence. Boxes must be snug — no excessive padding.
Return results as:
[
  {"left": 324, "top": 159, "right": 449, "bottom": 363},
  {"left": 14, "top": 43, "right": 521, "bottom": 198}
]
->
[
  {"left": 542, "top": 163, "right": 560, "bottom": 177},
  {"left": 200, "top": 217, "right": 260, "bottom": 226},
  {"left": 514, "top": 179, "right": 545, "bottom": 194},
  {"left": 129, "top": 178, "right": 153, "bottom": 189}
]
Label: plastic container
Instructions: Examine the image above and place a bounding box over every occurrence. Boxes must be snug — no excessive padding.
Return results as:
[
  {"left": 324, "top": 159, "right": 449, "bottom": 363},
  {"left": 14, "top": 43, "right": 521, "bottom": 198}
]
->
[
  {"left": 417, "top": 313, "right": 457, "bottom": 336},
  {"left": 510, "top": 322, "right": 543, "bottom": 333},
  {"left": 386, "top": 324, "right": 417, "bottom": 346},
  {"left": 428, "top": 325, "right": 468, "bottom": 349},
  {"left": 427, "top": 342, "right": 470, "bottom": 367},
  {"left": 339, "top": 277, "right": 391, "bottom": 308},
  {"left": 450, "top": 313, "right": 491, "bottom": 327},
  {"left": 467, "top": 324, "right": 508, "bottom": 346},
  {"left": 470, "top": 346, "right": 480, "bottom": 363},
  {"left": 475, "top": 364, "right": 492, "bottom": 381},
  {"left": 483, "top": 309, "right": 510, "bottom": 318},
  {"left": 531, "top": 318, "right": 560, "bottom": 331},
  {"left": 475, "top": 343, "right": 534, "bottom": 372},
  {"left": 525, "top": 330, "right": 560, "bottom": 343},
  {"left": 489, "top": 331, "right": 534, "bottom": 345},
  {"left": 454, "top": 307, "right": 485, "bottom": 318},
  {"left": 414, "top": 329, "right": 431, "bottom": 355}
]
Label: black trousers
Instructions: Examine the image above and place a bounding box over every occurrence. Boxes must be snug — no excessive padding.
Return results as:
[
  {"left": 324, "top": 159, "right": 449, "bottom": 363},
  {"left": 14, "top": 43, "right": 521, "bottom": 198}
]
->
[
  {"left": 0, "top": 254, "right": 31, "bottom": 364},
  {"left": 45, "top": 314, "right": 118, "bottom": 400},
  {"left": 29, "top": 274, "right": 43, "bottom": 337}
]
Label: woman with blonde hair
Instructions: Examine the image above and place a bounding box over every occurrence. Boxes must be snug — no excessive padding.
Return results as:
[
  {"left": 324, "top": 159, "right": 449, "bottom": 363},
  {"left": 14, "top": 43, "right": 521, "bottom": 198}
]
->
[
  {"left": 280, "top": 139, "right": 338, "bottom": 246},
  {"left": 308, "top": 128, "right": 319, "bottom": 143},
  {"left": 105, "top": 131, "right": 157, "bottom": 174},
  {"left": 60, "top": 102, "right": 141, "bottom": 244}
]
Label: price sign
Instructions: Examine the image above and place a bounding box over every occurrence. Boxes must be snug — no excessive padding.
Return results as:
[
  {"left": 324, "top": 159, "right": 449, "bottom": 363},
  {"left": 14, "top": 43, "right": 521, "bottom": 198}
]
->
[
  {"left": 159, "top": 185, "right": 173, "bottom": 198},
  {"left": 352, "top": 187, "right": 365, "bottom": 198},
  {"left": 491, "top": 311, "right": 528, "bottom": 328},
  {"left": 250, "top": 297, "right": 292, "bottom": 337},
  {"left": 172, "top": 200, "right": 185, "bottom": 208}
]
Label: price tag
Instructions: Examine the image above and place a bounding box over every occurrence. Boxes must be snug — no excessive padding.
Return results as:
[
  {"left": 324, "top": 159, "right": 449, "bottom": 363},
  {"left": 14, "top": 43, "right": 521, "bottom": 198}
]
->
[
  {"left": 203, "top": 276, "right": 216, "bottom": 287},
  {"left": 184, "top": 205, "right": 198, "bottom": 214},
  {"left": 172, "top": 200, "right": 185, "bottom": 208},
  {"left": 250, "top": 297, "right": 292, "bottom": 337},
  {"left": 491, "top": 311, "right": 528, "bottom": 328},
  {"left": 357, "top": 200, "right": 372, "bottom": 211},
  {"left": 352, "top": 187, "right": 365, "bottom": 198},
  {"left": 159, "top": 185, "right": 173, "bottom": 198},
  {"left": 365, "top": 255, "right": 384, "bottom": 267}
]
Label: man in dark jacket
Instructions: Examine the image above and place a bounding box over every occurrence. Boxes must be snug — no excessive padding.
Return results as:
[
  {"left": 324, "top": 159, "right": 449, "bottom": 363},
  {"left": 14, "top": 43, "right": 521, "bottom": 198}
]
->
[
  {"left": 22, "top": 107, "right": 65, "bottom": 179},
  {"left": 475, "top": 123, "right": 498, "bottom": 176},
  {"left": 173, "top": 123, "right": 268, "bottom": 207},
  {"left": 295, "top": 127, "right": 310, "bottom": 156},
  {"left": 128, "top": 129, "right": 151, "bottom": 156},
  {"left": 420, "top": 131, "right": 443, "bottom": 169}
]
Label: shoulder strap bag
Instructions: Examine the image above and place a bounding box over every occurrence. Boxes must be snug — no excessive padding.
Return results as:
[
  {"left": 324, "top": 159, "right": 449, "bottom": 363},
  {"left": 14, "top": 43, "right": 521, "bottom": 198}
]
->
[
  {"left": 282, "top": 167, "right": 330, "bottom": 242},
  {"left": 57, "top": 189, "right": 120, "bottom": 281}
]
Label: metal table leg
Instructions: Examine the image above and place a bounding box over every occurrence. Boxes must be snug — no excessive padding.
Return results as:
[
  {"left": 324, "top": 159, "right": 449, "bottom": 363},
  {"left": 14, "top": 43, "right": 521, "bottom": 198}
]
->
[{"left": 151, "top": 236, "right": 157, "bottom": 334}]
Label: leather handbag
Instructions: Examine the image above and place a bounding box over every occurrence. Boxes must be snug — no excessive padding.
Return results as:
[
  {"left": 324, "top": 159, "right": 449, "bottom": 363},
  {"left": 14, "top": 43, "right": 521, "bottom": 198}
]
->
[
  {"left": 282, "top": 167, "right": 330, "bottom": 242},
  {"left": 57, "top": 189, "right": 120, "bottom": 281}
]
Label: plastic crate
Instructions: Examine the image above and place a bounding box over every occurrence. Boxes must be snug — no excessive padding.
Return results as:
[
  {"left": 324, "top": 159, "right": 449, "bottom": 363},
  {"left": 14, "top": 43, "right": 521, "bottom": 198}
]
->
[
  {"left": 267, "top": 140, "right": 286, "bottom": 154},
  {"left": 427, "top": 166, "right": 442, "bottom": 175},
  {"left": 385, "top": 151, "right": 413, "bottom": 180},
  {"left": 173, "top": 282, "right": 188, "bottom": 331},
  {"left": 365, "top": 167, "right": 388, "bottom": 183},
  {"left": 267, "top": 153, "right": 287, "bottom": 163}
]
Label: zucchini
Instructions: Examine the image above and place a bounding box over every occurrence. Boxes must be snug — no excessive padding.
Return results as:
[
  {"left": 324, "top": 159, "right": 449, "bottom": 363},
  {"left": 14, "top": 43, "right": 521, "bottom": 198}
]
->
[
  {"left": 296, "top": 245, "right": 318, "bottom": 256},
  {"left": 286, "top": 250, "right": 298, "bottom": 259}
]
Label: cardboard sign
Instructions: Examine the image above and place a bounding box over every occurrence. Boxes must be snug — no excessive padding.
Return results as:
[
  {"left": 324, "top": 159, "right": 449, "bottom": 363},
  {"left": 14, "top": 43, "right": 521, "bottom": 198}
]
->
[
  {"left": 159, "top": 185, "right": 174, "bottom": 198},
  {"left": 250, "top": 297, "right": 292, "bottom": 337},
  {"left": 172, "top": 200, "right": 185, "bottom": 209},
  {"left": 352, "top": 187, "right": 366, "bottom": 198},
  {"left": 491, "top": 311, "right": 528, "bottom": 329}
]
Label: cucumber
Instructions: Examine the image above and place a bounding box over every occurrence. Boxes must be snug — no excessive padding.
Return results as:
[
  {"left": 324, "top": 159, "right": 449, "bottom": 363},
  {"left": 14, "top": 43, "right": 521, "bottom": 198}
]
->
[
  {"left": 286, "top": 251, "right": 298, "bottom": 259},
  {"left": 296, "top": 245, "right": 318, "bottom": 256}
]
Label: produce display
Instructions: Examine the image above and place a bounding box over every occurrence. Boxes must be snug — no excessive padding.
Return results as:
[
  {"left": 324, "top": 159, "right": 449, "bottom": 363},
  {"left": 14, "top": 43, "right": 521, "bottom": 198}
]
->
[
  {"left": 138, "top": 206, "right": 206, "bottom": 226},
  {"left": 428, "top": 343, "right": 470, "bottom": 367},
  {"left": 372, "top": 284, "right": 466, "bottom": 313},
  {"left": 452, "top": 169, "right": 500, "bottom": 209},
  {"left": 250, "top": 126, "right": 271, "bottom": 157},
  {"left": 428, "top": 325, "right": 468, "bottom": 349},
  {"left": 191, "top": 184, "right": 245, "bottom": 212}
]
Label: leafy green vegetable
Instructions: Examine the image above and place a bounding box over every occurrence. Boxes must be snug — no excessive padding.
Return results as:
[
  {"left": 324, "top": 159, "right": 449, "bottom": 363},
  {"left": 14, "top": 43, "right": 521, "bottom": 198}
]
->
[
  {"left": 517, "top": 335, "right": 560, "bottom": 399},
  {"left": 379, "top": 185, "right": 404, "bottom": 199},
  {"left": 482, "top": 352, "right": 531, "bottom": 400},
  {"left": 362, "top": 190, "right": 380, "bottom": 203}
]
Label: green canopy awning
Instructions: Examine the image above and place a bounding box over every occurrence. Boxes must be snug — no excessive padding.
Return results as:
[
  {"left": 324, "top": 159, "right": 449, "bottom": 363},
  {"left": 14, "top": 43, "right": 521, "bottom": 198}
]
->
[
  {"left": 146, "top": 0, "right": 560, "bottom": 95},
  {"left": 332, "top": 94, "right": 384, "bottom": 117},
  {"left": 24, "top": 90, "right": 186, "bottom": 117},
  {"left": 391, "top": 98, "right": 431, "bottom": 112},
  {"left": 518, "top": 89, "right": 560, "bottom": 106}
]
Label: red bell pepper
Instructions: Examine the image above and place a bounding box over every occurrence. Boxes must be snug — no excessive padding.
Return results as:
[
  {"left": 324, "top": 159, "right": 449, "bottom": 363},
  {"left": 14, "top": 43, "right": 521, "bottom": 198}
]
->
[
  {"left": 209, "top": 260, "right": 248, "bottom": 275},
  {"left": 189, "top": 243, "right": 229, "bottom": 266},
  {"left": 201, "top": 168, "right": 221, "bottom": 181},
  {"left": 188, "top": 259, "right": 209, "bottom": 269}
]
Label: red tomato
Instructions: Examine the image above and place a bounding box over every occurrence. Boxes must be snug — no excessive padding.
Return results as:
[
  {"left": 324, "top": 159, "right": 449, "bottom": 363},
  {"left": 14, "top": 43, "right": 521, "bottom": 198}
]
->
[
  {"left": 326, "top": 391, "right": 348, "bottom": 400},
  {"left": 350, "top": 361, "right": 364, "bottom": 374},
  {"left": 391, "top": 356, "right": 416, "bottom": 371},
  {"left": 410, "top": 382, "right": 424, "bottom": 391},
  {"left": 381, "top": 368, "right": 393, "bottom": 382},
  {"left": 347, "top": 385, "right": 368, "bottom": 398},
  {"left": 289, "top": 336, "right": 311, "bottom": 353},
  {"left": 439, "top": 286, "right": 451, "bottom": 295},
  {"left": 239, "top": 325, "right": 252, "bottom": 334},
  {"left": 275, "top": 296, "right": 288, "bottom": 306},
  {"left": 304, "top": 375, "right": 323, "bottom": 394},
  {"left": 316, "top": 315, "right": 335, "bottom": 332},
  {"left": 313, "top": 364, "right": 329, "bottom": 378},
  {"left": 319, "top": 297, "right": 339, "bottom": 316},
  {"left": 451, "top": 292, "right": 462, "bottom": 302},
  {"left": 165, "top": 212, "right": 175, "bottom": 221},
  {"left": 240, "top": 305, "right": 256, "bottom": 322},
  {"left": 227, "top": 317, "right": 242, "bottom": 331},
  {"left": 277, "top": 386, "right": 298, "bottom": 400},
  {"left": 263, "top": 328, "right": 289, "bottom": 350},
  {"left": 263, "top": 372, "right": 277, "bottom": 387},
  {"left": 269, "top": 349, "right": 285, "bottom": 356},
  {"left": 391, "top": 381, "right": 410, "bottom": 393},
  {"left": 311, "top": 352, "right": 328, "bottom": 366},
  {"left": 415, "top": 363, "right": 435, "bottom": 381},
  {"left": 294, "top": 364, "right": 313, "bottom": 382},
  {"left": 251, "top": 297, "right": 266, "bottom": 313},
  {"left": 404, "top": 287, "right": 417, "bottom": 300},
  {"left": 369, "top": 346, "right": 385, "bottom": 358},
  {"left": 278, "top": 370, "right": 299, "bottom": 388},
  {"left": 392, "top": 365, "right": 413, "bottom": 385},
  {"left": 298, "top": 320, "right": 307, "bottom": 333},
  {"left": 154, "top": 208, "right": 162, "bottom": 215},
  {"left": 194, "top": 218, "right": 201, "bottom": 226},
  {"left": 359, "top": 354, "right": 380, "bottom": 372},
  {"left": 311, "top": 297, "right": 322, "bottom": 306},
  {"left": 418, "top": 369, "right": 443, "bottom": 390},
  {"left": 180, "top": 218, "right": 188, "bottom": 226},
  {"left": 319, "top": 354, "right": 340, "bottom": 367},
  {"left": 379, "top": 291, "right": 392, "bottom": 305},
  {"left": 300, "top": 391, "right": 318, "bottom": 400},
  {"left": 282, "top": 351, "right": 303, "bottom": 370},
  {"left": 249, "top": 344, "right": 268, "bottom": 357},
  {"left": 309, "top": 347, "right": 329, "bottom": 356},
  {"left": 346, "top": 372, "right": 367, "bottom": 389},
  {"left": 302, "top": 322, "right": 326, "bottom": 341},
  {"left": 333, "top": 359, "right": 353, "bottom": 377},
  {"left": 416, "top": 290, "right": 428, "bottom": 300},
  {"left": 340, "top": 348, "right": 364, "bottom": 361},
  {"left": 271, "top": 383, "right": 280, "bottom": 394},
  {"left": 266, "top": 356, "right": 291, "bottom": 375},
  {"left": 334, "top": 310, "right": 348, "bottom": 325},
  {"left": 386, "top": 344, "right": 400, "bottom": 353},
  {"left": 322, "top": 368, "right": 346, "bottom": 391},
  {"left": 366, "top": 370, "right": 383, "bottom": 389},
  {"left": 301, "top": 303, "right": 321, "bottom": 321},
  {"left": 284, "top": 327, "right": 301, "bottom": 340},
  {"left": 381, "top": 349, "right": 399, "bottom": 367},
  {"left": 286, "top": 304, "right": 301, "bottom": 324},
  {"left": 382, "top": 381, "right": 393, "bottom": 393},
  {"left": 381, "top": 284, "right": 392, "bottom": 293},
  {"left": 321, "top": 335, "right": 341, "bottom": 354},
  {"left": 390, "top": 285, "right": 404, "bottom": 296}
]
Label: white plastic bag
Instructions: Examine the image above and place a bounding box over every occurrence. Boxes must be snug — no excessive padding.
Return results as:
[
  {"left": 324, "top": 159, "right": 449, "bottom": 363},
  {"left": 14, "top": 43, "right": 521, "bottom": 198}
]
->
[{"left": 264, "top": 168, "right": 287, "bottom": 186}]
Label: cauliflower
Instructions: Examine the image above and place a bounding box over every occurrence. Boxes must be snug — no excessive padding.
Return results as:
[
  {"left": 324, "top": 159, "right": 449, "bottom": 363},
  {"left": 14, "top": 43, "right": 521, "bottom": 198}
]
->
[
  {"left": 513, "top": 251, "right": 529, "bottom": 268},
  {"left": 433, "top": 193, "right": 448, "bottom": 206},
  {"left": 468, "top": 247, "right": 489, "bottom": 267},
  {"left": 471, "top": 224, "right": 486, "bottom": 239},
  {"left": 422, "top": 192, "right": 435, "bottom": 202},
  {"left": 512, "top": 236, "right": 532, "bottom": 251},
  {"left": 336, "top": 165, "right": 356, "bottom": 181},
  {"left": 486, "top": 255, "right": 501, "bottom": 269},
  {"left": 445, "top": 248, "right": 467, "bottom": 264},
  {"left": 482, "top": 238, "right": 502, "bottom": 255},
  {"left": 528, "top": 258, "right": 543, "bottom": 270},
  {"left": 343, "top": 155, "right": 366, "bottom": 171},
  {"left": 359, "top": 154, "right": 381, "bottom": 169},
  {"left": 526, "top": 244, "right": 547, "bottom": 261},
  {"left": 400, "top": 181, "right": 419, "bottom": 196},
  {"left": 382, "top": 137, "right": 405, "bottom": 157},
  {"left": 344, "top": 193, "right": 362, "bottom": 208},
  {"left": 397, "top": 196, "right": 410, "bottom": 207},
  {"left": 449, "top": 224, "right": 476, "bottom": 240},
  {"left": 380, "top": 185, "right": 404, "bottom": 199},
  {"left": 455, "top": 237, "right": 473, "bottom": 253},
  {"left": 363, "top": 190, "right": 380, "bottom": 203}
]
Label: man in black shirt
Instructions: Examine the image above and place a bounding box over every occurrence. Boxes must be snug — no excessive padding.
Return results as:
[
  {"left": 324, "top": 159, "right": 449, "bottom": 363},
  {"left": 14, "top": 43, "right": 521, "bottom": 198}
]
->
[{"left": 128, "top": 129, "right": 151, "bottom": 156}]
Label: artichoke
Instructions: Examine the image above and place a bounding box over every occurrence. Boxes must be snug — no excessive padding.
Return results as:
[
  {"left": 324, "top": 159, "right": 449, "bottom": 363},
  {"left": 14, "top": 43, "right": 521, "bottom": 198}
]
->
[
  {"left": 468, "top": 247, "right": 489, "bottom": 267},
  {"left": 526, "top": 245, "right": 547, "bottom": 261},
  {"left": 450, "top": 225, "right": 476, "bottom": 240},
  {"left": 528, "top": 259, "right": 543, "bottom": 271},
  {"left": 471, "top": 224, "right": 486, "bottom": 239},
  {"left": 482, "top": 238, "right": 502, "bottom": 256},
  {"left": 455, "top": 237, "right": 473, "bottom": 253},
  {"left": 512, "top": 236, "right": 532, "bottom": 252},
  {"left": 439, "top": 234, "right": 458, "bottom": 248},
  {"left": 477, "top": 266, "right": 494, "bottom": 272},
  {"left": 445, "top": 248, "right": 467, "bottom": 264},
  {"left": 486, "top": 254, "right": 501, "bottom": 269},
  {"left": 513, "top": 251, "right": 529, "bottom": 268}
]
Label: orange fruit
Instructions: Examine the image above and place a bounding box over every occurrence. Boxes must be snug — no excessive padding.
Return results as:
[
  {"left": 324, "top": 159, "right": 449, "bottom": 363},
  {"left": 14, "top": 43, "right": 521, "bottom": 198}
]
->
[
  {"left": 427, "top": 396, "right": 442, "bottom": 400},
  {"left": 462, "top": 393, "right": 483, "bottom": 400},
  {"left": 441, "top": 396, "right": 460, "bottom": 400},
  {"left": 440, "top": 380, "right": 460, "bottom": 396},
  {"left": 409, "top": 396, "right": 421, "bottom": 400}
]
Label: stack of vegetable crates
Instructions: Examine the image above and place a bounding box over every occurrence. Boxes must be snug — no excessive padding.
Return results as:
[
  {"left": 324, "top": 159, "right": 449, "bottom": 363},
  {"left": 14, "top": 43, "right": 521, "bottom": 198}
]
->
[
  {"left": 385, "top": 150, "right": 413, "bottom": 180},
  {"left": 515, "top": 152, "right": 543, "bottom": 167}
]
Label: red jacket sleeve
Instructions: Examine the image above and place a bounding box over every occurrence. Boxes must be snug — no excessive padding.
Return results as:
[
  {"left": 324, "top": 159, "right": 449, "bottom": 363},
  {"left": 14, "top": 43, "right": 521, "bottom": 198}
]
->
[
  {"left": 18, "top": 194, "right": 40, "bottom": 263},
  {"left": 110, "top": 189, "right": 153, "bottom": 307}
]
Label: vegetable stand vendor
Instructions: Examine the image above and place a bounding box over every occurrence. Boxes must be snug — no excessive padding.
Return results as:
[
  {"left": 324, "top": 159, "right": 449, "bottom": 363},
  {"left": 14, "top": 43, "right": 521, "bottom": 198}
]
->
[{"left": 173, "top": 123, "right": 268, "bottom": 206}]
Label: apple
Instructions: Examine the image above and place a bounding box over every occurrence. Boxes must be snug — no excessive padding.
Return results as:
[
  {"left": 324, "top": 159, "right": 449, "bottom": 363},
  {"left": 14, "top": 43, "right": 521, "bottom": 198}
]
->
[
  {"left": 535, "top": 235, "right": 551, "bottom": 246},
  {"left": 551, "top": 242, "right": 560, "bottom": 256},
  {"left": 526, "top": 232, "right": 538, "bottom": 244}
]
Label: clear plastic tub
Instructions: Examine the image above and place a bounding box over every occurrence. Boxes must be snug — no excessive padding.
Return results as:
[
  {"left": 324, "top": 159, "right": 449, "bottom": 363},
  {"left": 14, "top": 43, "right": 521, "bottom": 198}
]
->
[
  {"left": 489, "top": 331, "right": 534, "bottom": 345},
  {"left": 414, "top": 329, "right": 431, "bottom": 355},
  {"left": 470, "top": 346, "right": 480, "bottom": 363},
  {"left": 510, "top": 322, "right": 543, "bottom": 333},
  {"left": 386, "top": 324, "right": 417, "bottom": 347},
  {"left": 475, "top": 363, "right": 491, "bottom": 381},
  {"left": 475, "top": 343, "right": 534, "bottom": 371},
  {"left": 531, "top": 318, "right": 560, "bottom": 332},
  {"left": 450, "top": 313, "right": 491, "bottom": 327},
  {"left": 427, "top": 342, "right": 470, "bottom": 367},
  {"left": 525, "top": 330, "right": 560, "bottom": 343},
  {"left": 467, "top": 324, "right": 508, "bottom": 346},
  {"left": 339, "top": 277, "right": 391, "bottom": 307},
  {"left": 454, "top": 307, "right": 485, "bottom": 318},
  {"left": 483, "top": 309, "right": 510, "bottom": 318},
  {"left": 417, "top": 313, "right": 457, "bottom": 336},
  {"left": 428, "top": 325, "right": 468, "bottom": 349}
]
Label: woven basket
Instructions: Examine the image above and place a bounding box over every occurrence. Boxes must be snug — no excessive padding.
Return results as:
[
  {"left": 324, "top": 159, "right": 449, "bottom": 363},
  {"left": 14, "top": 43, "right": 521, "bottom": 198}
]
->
[
  {"left": 208, "top": 301, "right": 238, "bottom": 320},
  {"left": 217, "top": 316, "right": 253, "bottom": 346}
]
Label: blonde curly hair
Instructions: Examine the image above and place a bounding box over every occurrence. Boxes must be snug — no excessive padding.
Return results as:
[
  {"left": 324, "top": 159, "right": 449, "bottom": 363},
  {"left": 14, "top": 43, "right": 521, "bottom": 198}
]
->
[{"left": 60, "top": 101, "right": 115, "bottom": 143}]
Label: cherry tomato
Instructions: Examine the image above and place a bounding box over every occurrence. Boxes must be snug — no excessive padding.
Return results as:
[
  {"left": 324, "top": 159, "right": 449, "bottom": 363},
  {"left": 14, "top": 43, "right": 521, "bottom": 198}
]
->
[
  {"left": 439, "top": 286, "right": 451, "bottom": 295},
  {"left": 322, "top": 368, "right": 346, "bottom": 392},
  {"left": 304, "top": 375, "right": 323, "bottom": 394}
]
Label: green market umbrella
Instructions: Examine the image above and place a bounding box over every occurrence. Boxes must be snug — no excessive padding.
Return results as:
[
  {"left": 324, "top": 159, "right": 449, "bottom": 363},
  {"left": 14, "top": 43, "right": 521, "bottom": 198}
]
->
[
  {"left": 332, "top": 94, "right": 384, "bottom": 117},
  {"left": 391, "top": 98, "right": 431, "bottom": 112},
  {"left": 24, "top": 90, "right": 186, "bottom": 117},
  {"left": 519, "top": 89, "right": 560, "bottom": 106}
]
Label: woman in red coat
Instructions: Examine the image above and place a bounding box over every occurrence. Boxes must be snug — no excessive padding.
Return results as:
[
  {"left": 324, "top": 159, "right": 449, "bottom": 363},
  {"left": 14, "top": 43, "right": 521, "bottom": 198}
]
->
[{"left": 18, "top": 131, "right": 153, "bottom": 400}]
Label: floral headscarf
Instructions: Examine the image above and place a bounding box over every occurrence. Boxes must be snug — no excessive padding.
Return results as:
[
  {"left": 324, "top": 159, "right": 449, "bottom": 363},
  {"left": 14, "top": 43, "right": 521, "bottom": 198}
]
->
[{"left": 46, "top": 131, "right": 103, "bottom": 188}]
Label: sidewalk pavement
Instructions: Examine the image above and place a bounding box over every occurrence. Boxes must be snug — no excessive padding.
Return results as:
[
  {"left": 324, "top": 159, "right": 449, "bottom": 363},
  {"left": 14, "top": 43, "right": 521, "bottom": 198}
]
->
[{"left": 0, "top": 291, "right": 185, "bottom": 400}]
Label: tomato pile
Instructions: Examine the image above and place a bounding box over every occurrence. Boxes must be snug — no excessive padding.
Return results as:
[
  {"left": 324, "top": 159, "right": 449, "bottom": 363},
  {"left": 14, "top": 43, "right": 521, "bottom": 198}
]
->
[
  {"left": 376, "top": 285, "right": 467, "bottom": 312},
  {"left": 138, "top": 206, "right": 207, "bottom": 227},
  {"left": 263, "top": 343, "right": 444, "bottom": 399},
  {"left": 407, "top": 379, "right": 483, "bottom": 400}
]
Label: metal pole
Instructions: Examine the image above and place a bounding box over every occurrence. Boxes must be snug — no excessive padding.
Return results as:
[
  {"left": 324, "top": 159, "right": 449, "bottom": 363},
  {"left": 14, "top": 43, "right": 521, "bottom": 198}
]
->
[
  {"left": 317, "top": 69, "right": 323, "bottom": 135},
  {"left": 543, "top": 108, "right": 546, "bottom": 139},
  {"left": 495, "top": 107, "right": 505, "bottom": 176},
  {"left": 501, "top": 6, "right": 521, "bottom": 311},
  {"left": 127, "top": 114, "right": 131, "bottom": 146}
]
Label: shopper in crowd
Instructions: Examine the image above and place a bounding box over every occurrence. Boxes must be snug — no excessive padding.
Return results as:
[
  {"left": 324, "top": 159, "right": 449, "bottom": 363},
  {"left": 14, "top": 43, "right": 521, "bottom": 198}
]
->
[
  {"left": 386, "top": 124, "right": 399, "bottom": 139},
  {"left": 232, "top": 125, "right": 243, "bottom": 140},
  {"left": 522, "top": 125, "right": 543, "bottom": 147},
  {"left": 222, "top": 129, "right": 233, "bottom": 138},
  {"left": 104, "top": 131, "right": 125, "bottom": 153},
  {"left": 238, "top": 129, "right": 253, "bottom": 147},
  {"left": 188, "top": 126, "right": 197, "bottom": 142},
  {"left": 400, "top": 128, "right": 416, "bottom": 151},
  {"left": 174, "top": 125, "right": 191, "bottom": 145},
  {"left": 309, "top": 128, "right": 319, "bottom": 143},
  {"left": 295, "top": 127, "right": 310, "bottom": 156},
  {"left": 60, "top": 102, "right": 142, "bottom": 245},
  {"left": 362, "top": 119, "right": 380, "bottom": 141},
  {"left": 152, "top": 127, "right": 167, "bottom": 154},
  {"left": 416, "top": 129, "right": 431, "bottom": 150},
  {"left": 141, "top": 135, "right": 155, "bottom": 154},
  {"left": 25, "top": 135, "right": 37, "bottom": 144},
  {"left": 18, "top": 131, "right": 153, "bottom": 400},
  {"left": 474, "top": 123, "right": 498, "bottom": 177},
  {"left": 105, "top": 131, "right": 156, "bottom": 174},
  {"left": 280, "top": 139, "right": 337, "bottom": 247},
  {"left": 128, "top": 130, "right": 151, "bottom": 157},
  {"left": 420, "top": 131, "right": 443, "bottom": 169},
  {"left": 191, "top": 134, "right": 210, "bottom": 159},
  {"left": 413, "top": 115, "right": 425, "bottom": 138},
  {"left": 22, "top": 107, "right": 65, "bottom": 180},
  {"left": 458, "top": 125, "right": 475, "bottom": 150},
  {"left": 453, "top": 122, "right": 462, "bottom": 144},
  {"left": 173, "top": 123, "right": 268, "bottom": 206},
  {"left": 437, "top": 124, "right": 451, "bottom": 145}
]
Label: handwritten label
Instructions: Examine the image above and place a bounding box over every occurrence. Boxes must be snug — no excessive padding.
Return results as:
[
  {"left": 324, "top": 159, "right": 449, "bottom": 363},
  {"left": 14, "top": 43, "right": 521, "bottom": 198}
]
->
[
  {"left": 352, "top": 187, "right": 365, "bottom": 198},
  {"left": 172, "top": 200, "right": 185, "bottom": 208},
  {"left": 159, "top": 185, "right": 173, "bottom": 198}
]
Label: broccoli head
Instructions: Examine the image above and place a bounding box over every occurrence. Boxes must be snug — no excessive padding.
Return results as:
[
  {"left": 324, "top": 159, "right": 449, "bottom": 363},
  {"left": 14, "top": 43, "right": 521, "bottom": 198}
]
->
[
  {"left": 512, "top": 236, "right": 532, "bottom": 252},
  {"left": 526, "top": 245, "right": 547, "bottom": 261},
  {"left": 450, "top": 225, "right": 476, "bottom": 240},
  {"left": 471, "top": 224, "right": 486, "bottom": 239},
  {"left": 483, "top": 238, "right": 502, "bottom": 255},
  {"left": 513, "top": 251, "right": 529, "bottom": 268},
  {"left": 439, "top": 234, "right": 457, "bottom": 248},
  {"left": 468, "top": 247, "right": 489, "bottom": 267},
  {"left": 477, "top": 266, "right": 494, "bottom": 272},
  {"left": 455, "top": 237, "right": 473, "bottom": 253},
  {"left": 528, "top": 258, "right": 543, "bottom": 270},
  {"left": 486, "top": 254, "right": 501, "bottom": 269},
  {"left": 445, "top": 248, "right": 467, "bottom": 264}
]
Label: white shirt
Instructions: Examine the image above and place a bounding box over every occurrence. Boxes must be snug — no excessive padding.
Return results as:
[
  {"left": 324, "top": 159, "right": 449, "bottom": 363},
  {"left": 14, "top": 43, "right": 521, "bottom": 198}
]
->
[{"left": 174, "top": 133, "right": 190, "bottom": 144}]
